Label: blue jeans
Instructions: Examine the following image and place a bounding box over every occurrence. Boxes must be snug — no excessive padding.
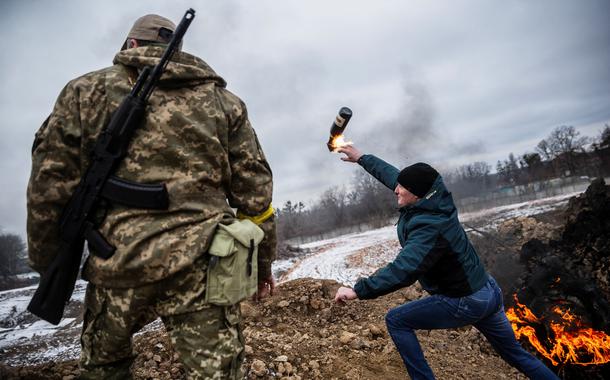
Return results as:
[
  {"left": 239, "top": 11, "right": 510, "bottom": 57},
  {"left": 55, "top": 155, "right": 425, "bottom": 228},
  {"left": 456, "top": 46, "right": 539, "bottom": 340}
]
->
[{"left": 385, "top": 276, "right": 559, "bottom": 380}]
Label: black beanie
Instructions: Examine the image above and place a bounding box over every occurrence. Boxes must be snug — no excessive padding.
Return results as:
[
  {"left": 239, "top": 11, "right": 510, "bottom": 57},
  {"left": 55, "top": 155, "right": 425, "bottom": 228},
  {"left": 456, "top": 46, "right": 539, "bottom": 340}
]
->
[{"left": 397, "top": 162, "right": 439, "bottom": 198}]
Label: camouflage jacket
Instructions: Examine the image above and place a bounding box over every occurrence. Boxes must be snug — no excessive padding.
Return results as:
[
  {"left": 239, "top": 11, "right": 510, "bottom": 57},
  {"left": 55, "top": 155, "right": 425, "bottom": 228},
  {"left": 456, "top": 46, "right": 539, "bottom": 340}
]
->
[{"left": 27, "top": 46, "right": 276, "bottom": 288}]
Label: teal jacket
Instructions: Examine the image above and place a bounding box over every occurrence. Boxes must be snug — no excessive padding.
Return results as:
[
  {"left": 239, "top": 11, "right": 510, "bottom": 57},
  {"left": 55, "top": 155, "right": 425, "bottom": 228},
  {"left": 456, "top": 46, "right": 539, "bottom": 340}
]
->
[{"left": 353, "top": 155, "right": 488, "bottom": 299}]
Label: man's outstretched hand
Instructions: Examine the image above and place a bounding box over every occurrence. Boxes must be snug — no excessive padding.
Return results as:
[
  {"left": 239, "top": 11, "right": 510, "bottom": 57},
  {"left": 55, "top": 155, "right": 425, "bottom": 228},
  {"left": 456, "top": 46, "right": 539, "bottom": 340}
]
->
[
  {"left": 334, "top": 286, "right": 358, "bottom": 304},
  {"left": 336, "top": 145, "right": 363, "bottom": 163}
]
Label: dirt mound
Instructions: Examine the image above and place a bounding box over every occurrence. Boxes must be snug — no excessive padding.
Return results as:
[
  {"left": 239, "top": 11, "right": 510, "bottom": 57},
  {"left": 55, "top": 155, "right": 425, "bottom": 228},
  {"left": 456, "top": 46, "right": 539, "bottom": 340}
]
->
[
  {"left": 1, "top": 278, "right": 529, "bottom": 379},
  {"left": 497, "top": 216, "right": 559, "bottom": 246},
  {"left": 517, "top": 178, "right": 610, "bottom": 323},
  {"left": 514, "top": 178, "right": 610, "bottom": 379},
  {"left": 559, "top": 178, "right": 610, "bottom": 300}
]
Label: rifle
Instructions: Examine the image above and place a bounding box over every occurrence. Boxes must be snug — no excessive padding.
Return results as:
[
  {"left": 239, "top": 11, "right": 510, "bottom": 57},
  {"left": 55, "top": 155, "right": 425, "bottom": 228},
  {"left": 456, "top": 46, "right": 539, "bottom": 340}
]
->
[{"left": 28, "top": 9, "right": 196, "bottom": 325}]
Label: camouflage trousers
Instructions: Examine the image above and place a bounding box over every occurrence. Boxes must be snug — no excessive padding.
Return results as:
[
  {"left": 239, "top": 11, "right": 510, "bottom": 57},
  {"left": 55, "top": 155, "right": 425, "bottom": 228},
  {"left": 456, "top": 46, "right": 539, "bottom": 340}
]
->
[{"left": 79, "top": 258, "right": 245, "bottom": 380}]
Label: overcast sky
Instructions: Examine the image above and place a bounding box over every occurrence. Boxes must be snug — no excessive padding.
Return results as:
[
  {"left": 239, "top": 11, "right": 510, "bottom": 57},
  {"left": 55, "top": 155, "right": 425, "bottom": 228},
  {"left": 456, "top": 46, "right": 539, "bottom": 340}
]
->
[{"left": 1, "top": 0, "right": 609, "bottom": 237}]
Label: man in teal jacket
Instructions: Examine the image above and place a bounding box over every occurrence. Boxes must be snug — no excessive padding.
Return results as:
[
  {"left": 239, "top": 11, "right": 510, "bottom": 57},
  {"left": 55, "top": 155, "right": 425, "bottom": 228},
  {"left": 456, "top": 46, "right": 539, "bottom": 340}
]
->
[{"left": 333, "top": 145, "right": 558, "bottom": 380}]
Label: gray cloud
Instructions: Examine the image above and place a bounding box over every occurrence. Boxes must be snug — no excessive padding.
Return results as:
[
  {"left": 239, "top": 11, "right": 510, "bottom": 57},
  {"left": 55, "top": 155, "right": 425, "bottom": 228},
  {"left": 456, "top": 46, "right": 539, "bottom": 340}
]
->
[{"left": 1, "top": 0, "right": 609, "bottom": 237}]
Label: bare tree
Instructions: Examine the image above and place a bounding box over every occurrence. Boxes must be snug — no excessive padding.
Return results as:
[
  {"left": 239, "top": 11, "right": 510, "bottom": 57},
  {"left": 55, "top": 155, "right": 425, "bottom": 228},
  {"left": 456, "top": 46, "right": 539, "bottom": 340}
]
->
[
  {"left": 519, "top": 152, "right": 545, "bottom": 181},
  {"left": 599, "top": 124, "right": 610, "bottom": 149},
  {"left": 457, "top": 161, "right": 491, "bottom": 180},
  {"left": 535, "top": 126, "right": 590, "bottom": 177},
  {"left": 547, "top": 125, "right": 589, "bottom": 156},
  {"left": 545, "top": 126, "right": 589, "bottom": 176},
  {"left": 495, "top": 153, "right": 523, "bottom": 186},
  {"left": 595, "top": 125, "right": 610, "bottom": 176},
  {"left": 520, "top": 152, "right": 541, "bottom": 168},
  {"left": 318, "top": 187, "right": 349, "bottom": 229},
  {"left": 349, "top": 170, "right": 395, "bottom": 225},
  {"left": 536, "top": 139, "right": 553, "bottom": 161},
  {"left": 0, "top": 233, "right": 27, "bottom": 278},
  {"left": 277, "top": 200, "right": 308, "bottom": 239},
  {"left": 447, "top": 162, "right": 492, "bottom": 198}
]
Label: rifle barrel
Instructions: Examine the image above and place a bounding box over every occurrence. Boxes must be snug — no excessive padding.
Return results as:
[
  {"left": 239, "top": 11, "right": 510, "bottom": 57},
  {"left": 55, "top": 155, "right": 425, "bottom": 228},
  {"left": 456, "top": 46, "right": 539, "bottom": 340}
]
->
[{"left": 141, "top": 8, "right": 195, "bottom": 101}]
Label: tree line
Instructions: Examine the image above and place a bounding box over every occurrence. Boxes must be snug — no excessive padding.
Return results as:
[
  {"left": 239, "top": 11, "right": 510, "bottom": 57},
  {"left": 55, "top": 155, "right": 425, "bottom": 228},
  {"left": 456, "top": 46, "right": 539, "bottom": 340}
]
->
[
  {"left": 278, "top": 124, "right": 610, "bottom": 241},
  {"left": 445, "top": 125, "right": 610, "bottom": 198},
  {"left": 277, "top": 170, "right": 398, "bottom": 241}
]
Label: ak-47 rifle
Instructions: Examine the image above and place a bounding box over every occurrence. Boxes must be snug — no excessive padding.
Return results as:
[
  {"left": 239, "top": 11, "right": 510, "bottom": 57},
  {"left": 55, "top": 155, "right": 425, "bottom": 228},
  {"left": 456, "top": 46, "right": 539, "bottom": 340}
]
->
[{"left": 28, "top": 9, "right": 196, "bottom": 325}]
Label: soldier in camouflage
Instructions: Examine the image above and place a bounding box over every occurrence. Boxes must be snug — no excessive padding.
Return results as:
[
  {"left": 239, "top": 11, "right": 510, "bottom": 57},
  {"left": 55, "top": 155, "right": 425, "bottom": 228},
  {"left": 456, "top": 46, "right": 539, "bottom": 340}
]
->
[{"left": 27, "top": 14, "right": 276, "bottom": 379}]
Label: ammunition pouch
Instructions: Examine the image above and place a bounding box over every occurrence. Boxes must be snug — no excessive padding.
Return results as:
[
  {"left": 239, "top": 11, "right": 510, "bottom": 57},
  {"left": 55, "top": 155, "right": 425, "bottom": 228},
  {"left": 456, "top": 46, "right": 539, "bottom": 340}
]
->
[{"left": 205, "top": 219, "right": 264, "bottom": 306}]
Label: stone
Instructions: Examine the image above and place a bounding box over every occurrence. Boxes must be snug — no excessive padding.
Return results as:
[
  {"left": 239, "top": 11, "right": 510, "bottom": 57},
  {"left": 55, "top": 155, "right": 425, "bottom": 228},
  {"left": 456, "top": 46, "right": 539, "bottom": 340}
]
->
[
  {"left": 278, "top": 362, "right": 286, "bottom": 375},
  {"left": 339, "top": 331, "right": 357, "bottom": 344},
  {"left": 350, "top": 337, "right": 370, "bottom": 350},
  {"left": 284, "top": 362, "right": 294, "bottom": 374},
  {"left": 310, "top": 298, "right": 324, "bottom": 310},
  {"left": 369, "top": 324, "right": 383, "bottom": 337},
  {"left": 318, "top": 328, "right": 330, "bottom": 338},
  {"left": 320, "top": 308, "right": 332, "bottom": 321},
  {"left": 251, "top": 359, "right": 267, "bottom": 377},
  {"left": 382, "top": 343, "right": 395, "bottom": 354},
  {"left": 244, "top": 345, "right": 254, "bottom": 355}
]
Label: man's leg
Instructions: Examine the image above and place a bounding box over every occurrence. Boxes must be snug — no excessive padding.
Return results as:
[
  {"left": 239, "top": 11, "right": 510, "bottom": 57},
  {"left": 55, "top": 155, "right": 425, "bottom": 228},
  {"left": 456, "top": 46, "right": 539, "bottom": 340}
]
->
[
  {"left": 80, "top": 283, "right": 156, "bottom": 380},
  {"left": 163, "top": 303, "right": 245, "bottom": 380},
  {"left": 474, "top": 309, "right": 559, "bottom": 380},
  {"left": 474, "top": 279, "right": 559, "bottom": 380},
  {"left": 385, "top": 295, "right": 470, "bottom": 380}
]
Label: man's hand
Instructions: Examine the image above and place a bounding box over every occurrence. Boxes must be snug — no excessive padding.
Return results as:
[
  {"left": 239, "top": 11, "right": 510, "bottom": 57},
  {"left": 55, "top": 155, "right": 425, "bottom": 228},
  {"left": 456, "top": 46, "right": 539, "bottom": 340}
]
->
[
  {"left": 336, "top": 145, "right": 363, "bottom": 163},
  {"left": 334, "top": 286, "right": 358, "bottom": 304},
  {"left": 253, "top": 275, "right": 276, "bottom": 301}
]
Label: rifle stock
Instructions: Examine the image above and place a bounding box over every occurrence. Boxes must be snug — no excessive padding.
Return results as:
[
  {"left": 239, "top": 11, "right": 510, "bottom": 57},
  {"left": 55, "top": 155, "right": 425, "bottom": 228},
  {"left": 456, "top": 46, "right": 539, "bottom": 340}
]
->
[{"left": 27, "top": 240, "right": 83, "bottom": 325}]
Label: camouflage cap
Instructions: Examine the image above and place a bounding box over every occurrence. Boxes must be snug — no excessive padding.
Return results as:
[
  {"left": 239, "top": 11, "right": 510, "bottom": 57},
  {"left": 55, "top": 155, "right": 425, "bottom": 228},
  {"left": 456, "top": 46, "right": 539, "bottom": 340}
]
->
[{"left": 126, "top": 14, "right": 176, "bottom": 43}]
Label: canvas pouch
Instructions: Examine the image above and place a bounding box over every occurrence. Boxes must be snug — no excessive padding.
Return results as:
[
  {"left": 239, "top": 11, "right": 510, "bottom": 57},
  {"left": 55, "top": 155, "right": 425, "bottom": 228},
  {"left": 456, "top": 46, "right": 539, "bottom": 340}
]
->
[{"left": 205, "top": 219, "right": 264, "bottom": 305}]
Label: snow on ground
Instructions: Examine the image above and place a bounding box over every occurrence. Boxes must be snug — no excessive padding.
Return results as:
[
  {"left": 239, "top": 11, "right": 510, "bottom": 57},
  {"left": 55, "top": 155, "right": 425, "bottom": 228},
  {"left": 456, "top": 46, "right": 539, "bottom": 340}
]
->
[
  {"left": 0, "top": 280, "right": 87, "bottom": 365},
  {"left": 0, "top": 279, "right": 163, "bottom": 366},
  {"left": 279, "top": 226, "right": 397, "bottom": 286},
  {"left": 459, "top": 191, "right": 578, "bottom": 229},
  {"left": 0, "top": 191, "right": 576, "bottom": 366},
  {"left": 275, "top": 191, "right": 576, "bottom": 287},
  {"left": 0, "top": 280, "right": 85, "bottom": 336},
  {"left": 0, "top": 317, "right": 75, "bottom": 344},
  {"left": 15, "top": 272, "right": 40, "bottom": 280}
]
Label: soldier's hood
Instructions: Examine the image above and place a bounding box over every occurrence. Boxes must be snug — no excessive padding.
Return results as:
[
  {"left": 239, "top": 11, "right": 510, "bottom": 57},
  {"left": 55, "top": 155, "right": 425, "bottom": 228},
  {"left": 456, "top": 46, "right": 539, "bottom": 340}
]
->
[{"left": 113, "top": 46, "right": 227, "bottom": 88}]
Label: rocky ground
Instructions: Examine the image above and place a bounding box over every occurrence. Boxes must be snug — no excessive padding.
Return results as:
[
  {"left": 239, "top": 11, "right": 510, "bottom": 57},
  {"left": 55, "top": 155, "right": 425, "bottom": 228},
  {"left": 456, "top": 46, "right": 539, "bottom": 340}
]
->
[{"left": 1, "top": 278, "right": 532, "bottom": 380}]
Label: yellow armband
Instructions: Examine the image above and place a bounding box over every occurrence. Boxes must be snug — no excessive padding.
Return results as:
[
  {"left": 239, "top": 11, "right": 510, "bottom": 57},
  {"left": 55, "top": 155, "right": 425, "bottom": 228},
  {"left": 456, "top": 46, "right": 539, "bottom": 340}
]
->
[{"left": 237, "top": 204, "right": 274, "bottom": 225}]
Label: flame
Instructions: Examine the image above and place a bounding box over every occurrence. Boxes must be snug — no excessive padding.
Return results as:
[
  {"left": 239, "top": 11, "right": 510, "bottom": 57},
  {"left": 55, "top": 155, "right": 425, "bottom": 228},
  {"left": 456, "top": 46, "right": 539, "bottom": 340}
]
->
[
  {"left": 330, "top": 134, "right": 353, "bottom": 151},
  {"left": 506, "top": 295, "right": 610, "bottom": 367}
]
